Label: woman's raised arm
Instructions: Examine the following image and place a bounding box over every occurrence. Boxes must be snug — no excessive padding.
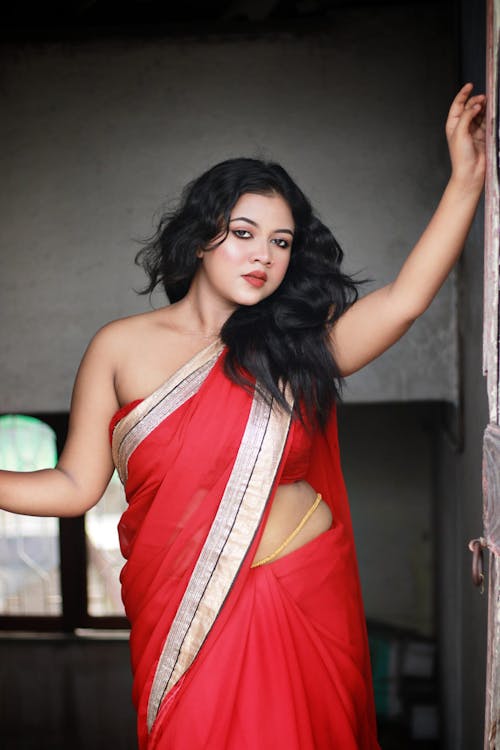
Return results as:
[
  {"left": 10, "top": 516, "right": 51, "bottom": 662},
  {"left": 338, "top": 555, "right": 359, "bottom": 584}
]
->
[
  {"left": 0, "top": 324, "right": 121, "bottom": 517},
  {"left": 331, "top": 83, "right": 486, "bottom": 376}
]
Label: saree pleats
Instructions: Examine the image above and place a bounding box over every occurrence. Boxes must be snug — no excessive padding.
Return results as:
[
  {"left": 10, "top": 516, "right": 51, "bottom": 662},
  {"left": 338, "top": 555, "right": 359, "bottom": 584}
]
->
[
  {"left": 111, "top": 343, "right": 379, "bottom": 749},
  {"left": 149, "top": 527, "right": 376, "bottom": 749}
]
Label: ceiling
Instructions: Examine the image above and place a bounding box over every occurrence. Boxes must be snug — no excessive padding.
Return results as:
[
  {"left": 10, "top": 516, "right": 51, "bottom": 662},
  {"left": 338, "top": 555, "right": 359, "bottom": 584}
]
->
[{"left": 2, "top": 0, "right": 447, "bottom": 35}]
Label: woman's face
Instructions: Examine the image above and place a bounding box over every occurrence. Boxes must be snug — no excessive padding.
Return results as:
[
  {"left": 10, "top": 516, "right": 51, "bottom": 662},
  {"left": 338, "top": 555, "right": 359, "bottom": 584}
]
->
[{"left": 195, "top": 192, "right": 294, "bottom": 310}]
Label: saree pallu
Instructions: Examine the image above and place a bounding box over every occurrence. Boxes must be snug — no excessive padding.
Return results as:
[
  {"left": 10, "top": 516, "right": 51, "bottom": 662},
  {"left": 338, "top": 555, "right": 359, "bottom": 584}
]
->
[{"left": 111, "top": 341, "right": 380, "bottom": 749}]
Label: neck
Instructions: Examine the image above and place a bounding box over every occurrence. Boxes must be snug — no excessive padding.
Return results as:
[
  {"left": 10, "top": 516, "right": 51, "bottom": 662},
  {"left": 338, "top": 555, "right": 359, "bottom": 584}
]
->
[{"left": 172, "top": 278, "right": 236, "bottom": 336}]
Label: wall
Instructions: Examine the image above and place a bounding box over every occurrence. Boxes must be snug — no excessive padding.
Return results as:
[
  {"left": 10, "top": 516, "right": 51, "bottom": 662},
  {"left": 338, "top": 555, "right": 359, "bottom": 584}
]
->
[
  {"left": 437, "top": 205, "right": 489, "bottom": 750},
  {"left": 0, "top": 4, "right": 455, "bottom": 412},
  {"left": 339, "top": 403, "right": 436, "bottom": 636},
  {"left": 436, "top": 2, "right": 489, "bottom": 748}
]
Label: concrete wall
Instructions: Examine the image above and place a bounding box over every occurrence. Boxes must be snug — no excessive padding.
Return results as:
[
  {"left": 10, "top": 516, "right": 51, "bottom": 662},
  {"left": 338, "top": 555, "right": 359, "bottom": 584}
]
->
[
  {"left": 436, "top": 2, "right": 489, "bottom": 748},
  {"left": 0, "top": 4, "right": 455, "bottom": 412},
  {"left": 436, "top": 207, "right": 488, "bottom": 750},
  {"left": 339, "top": 403, "right": 436, "bottom": 636}
]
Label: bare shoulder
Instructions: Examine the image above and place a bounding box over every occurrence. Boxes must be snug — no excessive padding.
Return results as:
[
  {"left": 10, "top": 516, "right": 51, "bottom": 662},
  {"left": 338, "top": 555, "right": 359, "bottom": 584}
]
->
[
  {"left": 96, "top": 307, "right": 170, "bottom": 335},
  {"left": 90, "top": 306, "right": 173, "bottom": 356},
  {"left": 95, "top": 305, "right": 198, "bottom": 405}
]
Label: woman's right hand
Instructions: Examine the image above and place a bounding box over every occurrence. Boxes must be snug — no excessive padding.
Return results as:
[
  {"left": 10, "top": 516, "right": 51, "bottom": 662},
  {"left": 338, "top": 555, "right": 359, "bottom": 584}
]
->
[
  {"left": 445, "top": 82, "right": 486, "bottom": 193},
  {"left": 0, "top": 325, "right": 121, "bottom": 518}
]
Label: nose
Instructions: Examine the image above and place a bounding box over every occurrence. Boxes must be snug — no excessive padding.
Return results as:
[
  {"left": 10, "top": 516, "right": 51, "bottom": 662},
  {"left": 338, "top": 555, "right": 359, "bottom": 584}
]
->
[{"left": 250, "top": 240, "right": 273, "bottom": 266}]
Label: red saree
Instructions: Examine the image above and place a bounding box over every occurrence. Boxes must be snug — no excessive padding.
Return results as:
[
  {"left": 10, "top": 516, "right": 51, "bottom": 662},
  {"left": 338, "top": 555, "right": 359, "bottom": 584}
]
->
[{"left": 111, "top": 341, "right": 380, "bottom": 749}]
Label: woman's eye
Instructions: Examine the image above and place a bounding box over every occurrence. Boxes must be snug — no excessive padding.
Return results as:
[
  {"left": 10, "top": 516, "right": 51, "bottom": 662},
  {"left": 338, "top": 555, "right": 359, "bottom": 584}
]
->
[
  {"left": 272, "top": 238, "right": 290, "bottom": 249},
  {"left": 233, "top": 229, "right": 252, "bottom": 239}
]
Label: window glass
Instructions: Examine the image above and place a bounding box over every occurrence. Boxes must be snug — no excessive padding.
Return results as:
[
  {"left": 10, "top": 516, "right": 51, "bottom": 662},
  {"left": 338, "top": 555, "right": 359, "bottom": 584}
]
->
[
  {"left": 0, "top": 415, "right": 61, "bottom": 615},
  {"left": 85, "top": 471, "right": 127, "bottom": 616}
]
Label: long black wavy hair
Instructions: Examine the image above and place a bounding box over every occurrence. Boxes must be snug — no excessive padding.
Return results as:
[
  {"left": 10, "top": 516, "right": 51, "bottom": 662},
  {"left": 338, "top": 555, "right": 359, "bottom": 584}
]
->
[{"left": 136, "top": 157, "right": 360, "bottom": 429}]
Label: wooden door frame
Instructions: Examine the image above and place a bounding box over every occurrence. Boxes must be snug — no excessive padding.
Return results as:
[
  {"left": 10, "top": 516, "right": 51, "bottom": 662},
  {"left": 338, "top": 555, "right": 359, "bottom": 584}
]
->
[{"left": 483, "top": 3, "right": 500, "bottom": 747}]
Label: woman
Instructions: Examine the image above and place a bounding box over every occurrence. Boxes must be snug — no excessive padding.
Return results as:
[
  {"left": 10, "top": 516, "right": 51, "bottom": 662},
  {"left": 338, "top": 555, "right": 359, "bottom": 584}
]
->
[{"left": 0, "top": 84, "right": 486, "bottom": 749}]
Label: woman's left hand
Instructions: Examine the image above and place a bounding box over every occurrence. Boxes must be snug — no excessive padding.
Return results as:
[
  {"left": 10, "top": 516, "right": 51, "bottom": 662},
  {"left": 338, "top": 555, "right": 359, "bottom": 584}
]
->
[{"left": 446, "top": 82, "right": 486, "bottom": 191}]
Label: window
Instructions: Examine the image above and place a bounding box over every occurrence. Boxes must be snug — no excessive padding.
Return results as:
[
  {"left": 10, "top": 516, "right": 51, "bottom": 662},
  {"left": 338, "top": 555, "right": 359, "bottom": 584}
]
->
[
  {"left": 0, "top": 413, "right": 128, "bottom": 631},
  {"left": 85, "top": 472, "right": 127, "bottom": 617}
]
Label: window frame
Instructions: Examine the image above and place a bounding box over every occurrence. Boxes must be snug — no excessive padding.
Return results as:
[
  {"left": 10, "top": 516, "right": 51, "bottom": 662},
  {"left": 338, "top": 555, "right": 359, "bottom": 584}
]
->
[{"left": 0, "top": 411, "right": 129, "bottom": 633}]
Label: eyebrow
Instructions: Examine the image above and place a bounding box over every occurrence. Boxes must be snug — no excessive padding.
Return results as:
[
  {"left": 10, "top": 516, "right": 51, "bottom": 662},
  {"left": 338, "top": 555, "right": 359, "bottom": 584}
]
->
[{"left": 229, "top": 216, "right": 294, "bottom": 236}]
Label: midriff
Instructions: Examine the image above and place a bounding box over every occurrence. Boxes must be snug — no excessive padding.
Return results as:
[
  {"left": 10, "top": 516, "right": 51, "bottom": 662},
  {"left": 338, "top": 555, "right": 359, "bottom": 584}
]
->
[{"left": 250, "top": 480, "right": 333, "bottom": 567}]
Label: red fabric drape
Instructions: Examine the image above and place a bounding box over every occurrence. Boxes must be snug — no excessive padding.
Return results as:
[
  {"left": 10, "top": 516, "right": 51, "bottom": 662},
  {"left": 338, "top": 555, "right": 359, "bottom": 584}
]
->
[{"left": 114, "top": 353, "right": 379, "bottom": 749}]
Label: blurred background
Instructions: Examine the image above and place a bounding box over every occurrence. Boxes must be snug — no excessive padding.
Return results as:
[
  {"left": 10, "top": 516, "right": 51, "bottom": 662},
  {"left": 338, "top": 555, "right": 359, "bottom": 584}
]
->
[{"left": 0, "top": 1, "right": 488, "bottom": 747}]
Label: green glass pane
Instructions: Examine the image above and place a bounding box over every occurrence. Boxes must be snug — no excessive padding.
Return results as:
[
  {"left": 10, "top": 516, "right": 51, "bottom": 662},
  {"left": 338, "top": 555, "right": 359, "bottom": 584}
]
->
[
  {"left": 0, "top": 415, "right": 57, "bottom": 471},
  {"left": 0, "top": 415, "right": 61, "bottom": 615}
]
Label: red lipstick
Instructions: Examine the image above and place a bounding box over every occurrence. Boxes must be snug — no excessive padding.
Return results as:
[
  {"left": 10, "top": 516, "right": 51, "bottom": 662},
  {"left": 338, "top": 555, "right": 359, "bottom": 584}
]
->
[{"left": 243, "top": 271, "right": 267, "bottom": 288}]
